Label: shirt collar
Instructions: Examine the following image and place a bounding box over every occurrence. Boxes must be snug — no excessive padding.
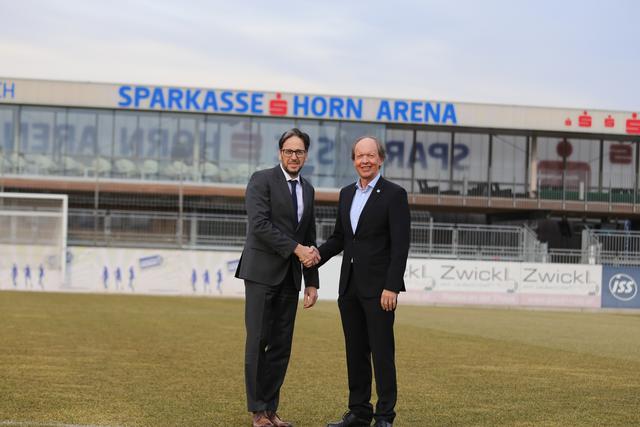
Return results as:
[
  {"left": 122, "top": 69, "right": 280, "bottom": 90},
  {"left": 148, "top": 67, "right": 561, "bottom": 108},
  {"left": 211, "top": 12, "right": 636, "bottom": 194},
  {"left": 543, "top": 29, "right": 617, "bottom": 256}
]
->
[
  {"left": 280, "top": 164, "right": 300, "bottom": 182},
  {"left": 355, "top": 172, "right": 381, "bottom": 192}
]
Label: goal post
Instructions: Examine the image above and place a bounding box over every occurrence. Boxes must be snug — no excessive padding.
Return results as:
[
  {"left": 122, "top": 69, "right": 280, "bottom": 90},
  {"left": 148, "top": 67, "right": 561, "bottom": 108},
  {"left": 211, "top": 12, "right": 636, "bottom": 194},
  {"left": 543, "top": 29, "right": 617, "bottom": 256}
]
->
[{"left": 0, "top": 193, "right": 68, "bottom": 290}]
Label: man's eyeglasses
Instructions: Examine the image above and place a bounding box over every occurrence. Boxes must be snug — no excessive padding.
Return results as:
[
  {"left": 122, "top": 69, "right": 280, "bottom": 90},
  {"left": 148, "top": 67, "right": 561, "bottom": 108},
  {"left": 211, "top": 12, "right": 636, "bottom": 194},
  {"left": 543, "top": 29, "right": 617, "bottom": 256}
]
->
[{"left": 281, "top": 149, "right": 307, "bottom": 158}]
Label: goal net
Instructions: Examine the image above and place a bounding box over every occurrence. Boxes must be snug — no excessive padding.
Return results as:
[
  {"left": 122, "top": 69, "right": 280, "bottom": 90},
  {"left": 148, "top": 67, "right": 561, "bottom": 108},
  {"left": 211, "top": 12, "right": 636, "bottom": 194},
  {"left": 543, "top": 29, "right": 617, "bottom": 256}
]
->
[{"left": 0, "top": 193, "right": 68, "bottom": 290}]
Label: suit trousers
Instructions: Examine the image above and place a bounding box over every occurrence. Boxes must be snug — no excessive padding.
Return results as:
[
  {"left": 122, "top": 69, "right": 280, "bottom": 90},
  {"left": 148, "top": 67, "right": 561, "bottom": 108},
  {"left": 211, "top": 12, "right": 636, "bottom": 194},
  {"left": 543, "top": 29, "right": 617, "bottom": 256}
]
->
[
  {"left": 338, "top": 268, "right": 397, "bottom": 423},
  {"left": 244, "top": 266, "right": 299, "bottom": 412}
]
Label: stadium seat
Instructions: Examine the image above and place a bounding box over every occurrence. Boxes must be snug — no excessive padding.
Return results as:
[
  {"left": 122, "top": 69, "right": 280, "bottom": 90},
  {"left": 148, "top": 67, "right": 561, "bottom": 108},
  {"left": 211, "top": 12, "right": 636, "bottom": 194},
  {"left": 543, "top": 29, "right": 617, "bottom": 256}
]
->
[
  {"left": 114, "top": 158, "right": 138, "bottom": 178},
  {"left": 416, "top": 179, "right": 439, "bottom": 194},
  {"left": 25, "top": 154, "right": 57, "bottom": 175},
  {"left": 92, "top": 158, "right": 112, "bottom": 176},
  {"left": 62, "top": 156, "right": 86, "bottom": 176},
  {"left": 141, "top": 159, "right": 159, "bottom": 179},
  {"left": 201, "top": 162, "right": 220, "bottom": 181},
  {"left": 165, "top": 160, "right": 195, "bottom": 181}
]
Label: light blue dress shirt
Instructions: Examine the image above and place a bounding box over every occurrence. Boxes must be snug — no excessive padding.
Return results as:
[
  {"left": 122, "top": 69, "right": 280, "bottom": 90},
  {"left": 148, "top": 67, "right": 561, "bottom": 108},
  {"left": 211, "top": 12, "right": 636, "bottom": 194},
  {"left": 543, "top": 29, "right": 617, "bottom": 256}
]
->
[{"left": 350, "top": 173, "right": 381, "bottom": 234}]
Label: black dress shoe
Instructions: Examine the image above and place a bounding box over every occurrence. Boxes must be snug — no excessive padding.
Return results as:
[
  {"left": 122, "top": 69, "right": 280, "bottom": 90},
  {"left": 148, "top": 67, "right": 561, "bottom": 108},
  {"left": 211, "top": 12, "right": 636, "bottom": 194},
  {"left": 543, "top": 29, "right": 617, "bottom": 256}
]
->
[
  {"left": 326, "top": 411, "right": 371, "bottom": 427},
  {"left": 373, "top": 420, "right": 392, "bottom": 427}
]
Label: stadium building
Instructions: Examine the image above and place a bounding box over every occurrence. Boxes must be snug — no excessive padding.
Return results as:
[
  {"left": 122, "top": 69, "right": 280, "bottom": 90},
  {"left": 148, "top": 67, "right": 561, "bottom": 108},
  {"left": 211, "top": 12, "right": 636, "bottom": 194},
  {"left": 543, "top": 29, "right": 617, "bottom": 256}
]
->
[{"left": 1, "top": 77, "right": 640, "bottom": 308}]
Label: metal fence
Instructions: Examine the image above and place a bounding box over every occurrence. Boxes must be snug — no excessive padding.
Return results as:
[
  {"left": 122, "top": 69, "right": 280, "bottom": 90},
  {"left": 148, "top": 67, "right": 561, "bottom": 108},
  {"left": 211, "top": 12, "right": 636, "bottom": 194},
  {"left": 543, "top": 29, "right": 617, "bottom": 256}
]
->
[
  {"left": 65, "top": 207, "right": 640, "bottom": 265},
  {"left": 582, "top": 228, "right": 640, "bottom": 266},
  {"left": 408, "top": 222, "right": 541, "bottom": 261}
]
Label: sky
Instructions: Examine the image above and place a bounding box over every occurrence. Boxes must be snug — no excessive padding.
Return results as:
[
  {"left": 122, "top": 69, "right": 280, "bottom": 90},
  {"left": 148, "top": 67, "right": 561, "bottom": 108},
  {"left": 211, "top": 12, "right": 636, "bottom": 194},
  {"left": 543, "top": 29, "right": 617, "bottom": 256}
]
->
[{"left": 1, "top": 0, "right": 639, "bottom": 112}]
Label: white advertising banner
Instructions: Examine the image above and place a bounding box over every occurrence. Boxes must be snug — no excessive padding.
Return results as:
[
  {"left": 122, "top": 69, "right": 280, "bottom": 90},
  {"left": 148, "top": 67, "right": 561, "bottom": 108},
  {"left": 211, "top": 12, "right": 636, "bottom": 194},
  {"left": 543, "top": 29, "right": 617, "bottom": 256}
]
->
[
  {"left": 1, "top": 77, "right": 638, "bottom": 136},
  {"left": 0, "top": 246, "right": 344, "bottom": 300},
  {"left": 403, "top": 259, "right": 602, "bottom": 308},
  {"left": 1, "top": 247, "right": 602, "bottom": 308}
]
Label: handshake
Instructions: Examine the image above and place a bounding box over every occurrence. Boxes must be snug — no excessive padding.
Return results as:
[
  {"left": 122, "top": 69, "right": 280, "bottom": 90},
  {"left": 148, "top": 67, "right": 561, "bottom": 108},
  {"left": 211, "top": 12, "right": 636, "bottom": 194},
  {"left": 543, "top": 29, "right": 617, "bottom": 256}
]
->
[{"left": 294, "top": 244, "right": 321, "bottom": 268}]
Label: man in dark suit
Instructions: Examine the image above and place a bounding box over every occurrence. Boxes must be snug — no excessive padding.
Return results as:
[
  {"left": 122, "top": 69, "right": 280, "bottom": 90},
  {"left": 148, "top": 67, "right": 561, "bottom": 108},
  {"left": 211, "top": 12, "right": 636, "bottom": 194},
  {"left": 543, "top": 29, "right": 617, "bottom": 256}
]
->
[
  {"left": 235, "top": 128, "right": 320, "bottom": 427},
  {"left": 319, "top": 136, "right": 410, "bottom": 427}
]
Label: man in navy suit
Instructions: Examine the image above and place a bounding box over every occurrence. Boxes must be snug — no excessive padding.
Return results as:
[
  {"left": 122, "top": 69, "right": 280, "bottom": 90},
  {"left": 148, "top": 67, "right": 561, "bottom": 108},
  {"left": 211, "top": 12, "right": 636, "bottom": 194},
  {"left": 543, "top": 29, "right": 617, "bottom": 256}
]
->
[
  {"left": 236, "top": 128, "right": 320, "bottom": 427},
  {"left": 319, "top": 136, "right": 410, "bottom": 427}
]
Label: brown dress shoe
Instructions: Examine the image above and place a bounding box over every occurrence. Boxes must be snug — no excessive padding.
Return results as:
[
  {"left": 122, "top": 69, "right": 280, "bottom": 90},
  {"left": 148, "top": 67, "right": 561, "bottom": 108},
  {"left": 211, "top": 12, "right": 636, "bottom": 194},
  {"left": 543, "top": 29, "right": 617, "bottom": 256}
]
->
[
  {"left": 267, "top": 411, "right": 293, "bottom": 427},
  {"left": 252, "top": 411, "right": 274, "bottom": 427}
]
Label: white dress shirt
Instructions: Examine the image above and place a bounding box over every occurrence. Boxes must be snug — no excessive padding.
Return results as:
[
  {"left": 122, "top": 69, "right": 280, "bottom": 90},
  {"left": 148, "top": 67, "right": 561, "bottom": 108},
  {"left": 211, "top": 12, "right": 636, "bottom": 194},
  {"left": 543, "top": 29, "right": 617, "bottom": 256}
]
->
[{"left": 280, "top": 165, "right": 303, "bottom": 223}]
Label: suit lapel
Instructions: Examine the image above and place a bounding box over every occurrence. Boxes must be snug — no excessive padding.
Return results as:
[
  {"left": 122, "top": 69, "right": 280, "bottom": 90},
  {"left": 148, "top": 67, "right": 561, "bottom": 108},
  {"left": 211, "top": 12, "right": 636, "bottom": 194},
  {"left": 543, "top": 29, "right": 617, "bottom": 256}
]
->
[
  {"left": 344, "top": 184, "right": 357, "bottom": 237},
  {"left": 354, "top": 177, "right": 385, "bottom": 236},
  {"left": 273, "top": 166, "right": 297, "bottom": 226},
  {"left": 297, "top": 176, "right": 313, "bottom": 231}
]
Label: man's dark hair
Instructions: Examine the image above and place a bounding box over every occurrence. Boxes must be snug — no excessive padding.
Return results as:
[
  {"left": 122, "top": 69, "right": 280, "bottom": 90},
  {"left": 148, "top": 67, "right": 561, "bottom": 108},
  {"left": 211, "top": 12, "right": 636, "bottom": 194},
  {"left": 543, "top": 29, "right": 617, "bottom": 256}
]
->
[
  {"left": 278, "top": 128, "right": 310, "bottom": 150},
  {"left": 351, "top": 135, "right": 386, "bottom": 161}
]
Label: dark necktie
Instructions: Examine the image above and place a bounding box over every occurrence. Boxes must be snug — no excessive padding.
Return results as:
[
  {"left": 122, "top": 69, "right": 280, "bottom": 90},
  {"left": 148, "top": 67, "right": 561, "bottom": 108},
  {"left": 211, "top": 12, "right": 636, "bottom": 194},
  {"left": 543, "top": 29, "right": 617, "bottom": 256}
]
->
[{"left": 289, "top": 180, "right": 298, "bottom": 226}]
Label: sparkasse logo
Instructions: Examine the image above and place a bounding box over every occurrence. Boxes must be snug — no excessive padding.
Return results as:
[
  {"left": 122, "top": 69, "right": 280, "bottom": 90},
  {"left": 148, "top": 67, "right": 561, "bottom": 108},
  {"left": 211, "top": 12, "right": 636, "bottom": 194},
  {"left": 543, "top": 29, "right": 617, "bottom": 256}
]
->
[{"left": 608, "top": 273, "right": 638, "bottom": 301}]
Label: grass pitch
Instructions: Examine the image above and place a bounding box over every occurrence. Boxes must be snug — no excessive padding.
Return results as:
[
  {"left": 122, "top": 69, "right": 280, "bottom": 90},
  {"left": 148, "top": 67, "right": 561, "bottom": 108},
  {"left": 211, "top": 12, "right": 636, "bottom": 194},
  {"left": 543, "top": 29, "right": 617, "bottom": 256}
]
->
[{"left": 1, "top": 291, "right": 639, "bottom": 426}]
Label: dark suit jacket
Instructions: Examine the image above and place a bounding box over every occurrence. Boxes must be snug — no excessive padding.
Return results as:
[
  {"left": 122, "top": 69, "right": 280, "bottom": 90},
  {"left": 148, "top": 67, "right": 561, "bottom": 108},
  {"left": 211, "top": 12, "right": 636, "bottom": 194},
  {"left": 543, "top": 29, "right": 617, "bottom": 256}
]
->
[
  {"left": 318, "top": 176, "right": 410, "bottom": 298},
  {"left": 235, "top": 165, "right": 319, "bottom": 290}
]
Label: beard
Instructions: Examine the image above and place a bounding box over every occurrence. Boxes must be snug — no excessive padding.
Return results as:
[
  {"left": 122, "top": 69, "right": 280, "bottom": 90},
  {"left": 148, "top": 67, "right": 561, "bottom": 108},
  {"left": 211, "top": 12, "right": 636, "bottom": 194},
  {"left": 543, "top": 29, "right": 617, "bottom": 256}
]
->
[{"left": 282, "top": 162, "right": 301, "bottom": 177}]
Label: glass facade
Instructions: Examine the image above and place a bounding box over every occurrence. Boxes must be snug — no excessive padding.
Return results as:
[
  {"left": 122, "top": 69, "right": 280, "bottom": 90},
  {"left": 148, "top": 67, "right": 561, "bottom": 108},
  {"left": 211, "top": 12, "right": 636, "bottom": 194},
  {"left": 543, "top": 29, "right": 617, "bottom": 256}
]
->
[
  {"left": 1, "top": 104, "right": 638, "bottom": 197},
  {"left": 491, "top": 134, "right": 528, "bottom": 196}
]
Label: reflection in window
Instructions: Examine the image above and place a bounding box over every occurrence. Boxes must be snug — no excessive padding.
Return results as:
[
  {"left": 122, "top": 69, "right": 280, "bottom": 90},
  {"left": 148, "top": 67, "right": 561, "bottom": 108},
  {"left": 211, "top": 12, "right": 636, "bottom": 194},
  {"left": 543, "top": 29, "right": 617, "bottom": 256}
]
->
[
  {"left": 603, "top": 140, "right": 636, "bottom": 190},
  {"left": 0, "top": 106, "right": 16, "bottom": 174},
  {"left": 203, "top": 116, "right": 255, "bottom": 184},
  {"left": 19, "top": 107, "right": 59, "bottom": 176},
  {"left": 537, "top": 137, "right": 600, "bottom": 191},
  {"left": 254, "top": 118, "right": 295, "bottom": 173},
  {"left": 414, "top": 131, "right": 452, "bottom": 191},
  {"left": 491, "top": 134, "right": 527, "bottom": 195},
  {"left": 453, "top": 133, "right": 489, "bottom": 189},
  {"left": 384, "top": 128, "right": 414, "bottom": 193},
  {"left": 296, "top": 119, "right": 339, "bottom": 188}
]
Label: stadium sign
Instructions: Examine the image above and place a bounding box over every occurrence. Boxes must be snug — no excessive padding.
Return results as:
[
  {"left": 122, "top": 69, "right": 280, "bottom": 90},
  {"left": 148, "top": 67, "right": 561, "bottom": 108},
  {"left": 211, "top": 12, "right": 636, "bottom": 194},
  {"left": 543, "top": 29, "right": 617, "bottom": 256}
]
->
[
  {"left": 2, "top": 77, "right": 639, "bottom": 135},
  {"left": 602, "top": 267, "right": 640, "bottom": 308},
  {"left": 403, "top": 259, "right": 602, "bottom": 308}
]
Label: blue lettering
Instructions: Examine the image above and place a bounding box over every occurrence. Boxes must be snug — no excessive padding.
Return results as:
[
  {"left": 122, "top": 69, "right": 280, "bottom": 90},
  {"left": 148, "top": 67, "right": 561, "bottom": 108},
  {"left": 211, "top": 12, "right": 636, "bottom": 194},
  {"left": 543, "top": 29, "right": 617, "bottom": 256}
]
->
[
  {"left": 443, "top": 104, "right": 457, "bottom": 124},
  {"left": 118, "top": 86, "right": 132, "bottom": 107},
  {"left": 149, "top": 88, "right": 166, "bottom": 109},
  {"left": 168, "top": 88, "right": 183, "bottom": 110},
  {"left": 220, "top": 92, "right": 234, "bottom": 112},
  {"left": 134, "top": 87, "right": 150, "bottom": 108},
  {"left": 429, "top": 143, "right": 449, "bottom": 169},
  {"left": 236, "top": 92, "right": 249, "bottom": 113},
  {"left": 410, "top": 102, "right": 422, "bottom": 122},
  {"left": 425, "top": 103, "right": 440, "bottom": 123},
  {"left": 329, "top": 98, "right": 344, "bottom": 118},
  {"left": 452, "top": 144, "right": 469, "bottom": 170},
  {"left": 376, "top": 101, "right": 392, "bottom": 121},
  {"left": 202, "top": 91, "right": 218, "bottom": 111},
  {"left": 385, "top": 141, "right": 404, "bottom": 168},
  {"left": 311, "top": 97, "right": 327, "bottom": 116},
  {"left": 251, "top": 93, "right": 264, "bottom": 114},
  {"left": 293, "top": 95, "right": 309, "bottom": 116},
  {"left": 346, "top": 98, "right": 362, "bottom": 119},
  {"left": 185, "top": 89, "right": 201, "bottom": 110},
  {"left": 394, "top": 101, "right": 408, "bottom": 122},
  {"left": 2, "top": 82, "right": 15, "bottom": 99}
]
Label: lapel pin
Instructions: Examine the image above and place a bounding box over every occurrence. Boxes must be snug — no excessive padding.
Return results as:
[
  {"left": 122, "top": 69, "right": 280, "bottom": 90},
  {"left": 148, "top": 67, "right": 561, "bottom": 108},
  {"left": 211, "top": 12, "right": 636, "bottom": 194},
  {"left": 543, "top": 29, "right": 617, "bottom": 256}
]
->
[{"left": 376, "top": 189, "right": 381, "bottom": 193}]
